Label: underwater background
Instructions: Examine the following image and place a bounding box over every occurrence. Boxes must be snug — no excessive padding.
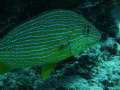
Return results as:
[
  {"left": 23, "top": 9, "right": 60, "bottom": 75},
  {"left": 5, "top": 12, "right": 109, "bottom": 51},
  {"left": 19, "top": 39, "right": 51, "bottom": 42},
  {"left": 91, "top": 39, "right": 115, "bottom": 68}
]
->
[{"left": 0, "top": 0, "right": 120, "bottom": 90}]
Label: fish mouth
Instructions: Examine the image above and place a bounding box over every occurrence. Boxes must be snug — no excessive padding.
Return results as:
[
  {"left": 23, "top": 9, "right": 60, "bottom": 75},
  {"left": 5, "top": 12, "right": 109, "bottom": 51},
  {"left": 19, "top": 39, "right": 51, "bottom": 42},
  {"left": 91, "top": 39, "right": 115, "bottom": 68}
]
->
[
  {"left": 85, "top": 43, "right": 92, "bottom": 47},
  {"left": 84, "top": 42, "right": 96, "bottom": 48}
]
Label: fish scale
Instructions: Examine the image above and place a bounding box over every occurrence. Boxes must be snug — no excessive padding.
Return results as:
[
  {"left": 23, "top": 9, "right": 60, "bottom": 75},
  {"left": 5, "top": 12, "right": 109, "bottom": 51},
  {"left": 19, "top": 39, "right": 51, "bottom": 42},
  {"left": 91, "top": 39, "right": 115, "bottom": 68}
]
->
[{"left": 0, "top": 9, "right": 101, "bottom": 79}]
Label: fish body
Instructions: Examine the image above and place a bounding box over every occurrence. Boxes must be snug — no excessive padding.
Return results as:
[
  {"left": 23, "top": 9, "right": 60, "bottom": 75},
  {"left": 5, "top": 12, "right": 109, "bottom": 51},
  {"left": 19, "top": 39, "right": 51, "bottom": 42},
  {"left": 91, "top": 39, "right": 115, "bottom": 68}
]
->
[{"left": 0, "top": 9, "right": 100, "bottom": 79}]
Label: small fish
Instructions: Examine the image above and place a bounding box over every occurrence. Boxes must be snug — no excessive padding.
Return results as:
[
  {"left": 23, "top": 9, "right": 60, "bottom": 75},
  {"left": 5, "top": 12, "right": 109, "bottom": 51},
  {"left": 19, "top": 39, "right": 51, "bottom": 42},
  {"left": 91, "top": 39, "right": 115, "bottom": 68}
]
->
[{"left": 0, "top": 9, "right": 101, "bottom": 79}]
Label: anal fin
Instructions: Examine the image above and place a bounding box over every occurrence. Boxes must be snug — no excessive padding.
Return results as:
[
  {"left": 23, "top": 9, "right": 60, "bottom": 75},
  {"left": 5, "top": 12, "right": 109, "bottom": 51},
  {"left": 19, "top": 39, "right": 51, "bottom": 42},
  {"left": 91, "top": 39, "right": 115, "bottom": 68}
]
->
[{"left": 0, "top": 62, "right": 13, "bottom": 74}]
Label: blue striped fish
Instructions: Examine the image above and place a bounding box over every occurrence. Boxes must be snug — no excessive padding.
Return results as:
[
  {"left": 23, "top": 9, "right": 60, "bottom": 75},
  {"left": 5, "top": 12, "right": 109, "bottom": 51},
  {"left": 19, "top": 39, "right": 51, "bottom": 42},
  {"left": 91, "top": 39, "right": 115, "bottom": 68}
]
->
[{"left": 0, "top": 9, "right": 101, "bottom": 79}]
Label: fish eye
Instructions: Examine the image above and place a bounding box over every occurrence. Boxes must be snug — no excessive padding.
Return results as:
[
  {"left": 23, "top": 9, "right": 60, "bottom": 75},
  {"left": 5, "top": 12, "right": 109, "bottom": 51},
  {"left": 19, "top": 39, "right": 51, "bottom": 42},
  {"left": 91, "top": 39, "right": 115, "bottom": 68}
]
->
[
  {"left": 86, "top": 27, "right": 90, "bottom": 35},
  {"left": 83, "top": 25, "right": 91, "bottom": 36}
]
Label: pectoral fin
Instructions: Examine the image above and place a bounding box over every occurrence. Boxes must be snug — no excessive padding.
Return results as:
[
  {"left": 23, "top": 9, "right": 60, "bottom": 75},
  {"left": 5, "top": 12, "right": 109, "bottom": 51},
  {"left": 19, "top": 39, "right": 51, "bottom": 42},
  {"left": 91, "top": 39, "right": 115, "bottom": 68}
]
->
[{"left": 41, "top": 63, "right": 56, "bottom": 80}]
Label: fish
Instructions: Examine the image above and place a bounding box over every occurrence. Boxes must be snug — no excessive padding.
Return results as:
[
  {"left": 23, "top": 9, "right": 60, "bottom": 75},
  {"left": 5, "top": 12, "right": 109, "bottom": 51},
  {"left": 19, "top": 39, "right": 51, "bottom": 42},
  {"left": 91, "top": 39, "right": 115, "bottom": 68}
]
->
[{"left": 0, "top": 9, "right": 101, "bottom": 80}]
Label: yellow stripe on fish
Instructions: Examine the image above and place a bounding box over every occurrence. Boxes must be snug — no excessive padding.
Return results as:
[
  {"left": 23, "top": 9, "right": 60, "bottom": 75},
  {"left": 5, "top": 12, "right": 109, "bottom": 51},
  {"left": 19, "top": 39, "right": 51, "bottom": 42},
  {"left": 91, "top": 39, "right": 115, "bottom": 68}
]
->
[{"left": 0, "top": 9, "right": 101, "bottom": 79}]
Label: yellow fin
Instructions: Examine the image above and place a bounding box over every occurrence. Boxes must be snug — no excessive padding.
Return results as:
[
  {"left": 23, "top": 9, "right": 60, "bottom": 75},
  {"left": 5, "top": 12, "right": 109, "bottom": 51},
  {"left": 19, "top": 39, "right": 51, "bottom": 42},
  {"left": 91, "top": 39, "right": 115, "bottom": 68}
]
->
[
  {"left": 41, "top": 63, "right": 56, "bottom": 80},
  {"left": 0, "top": 62, "right": 13, "bottom": 74}
]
